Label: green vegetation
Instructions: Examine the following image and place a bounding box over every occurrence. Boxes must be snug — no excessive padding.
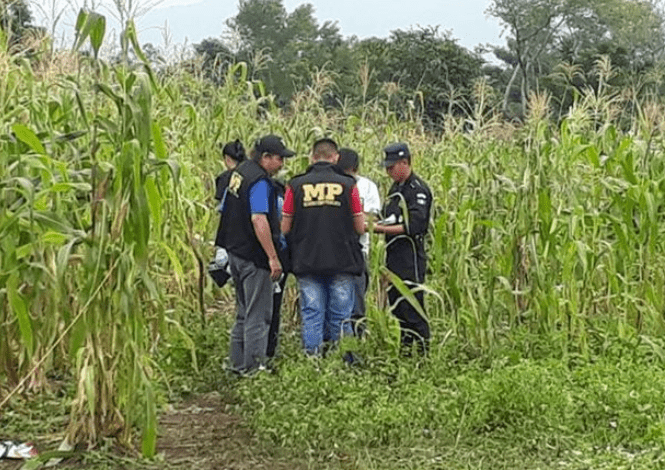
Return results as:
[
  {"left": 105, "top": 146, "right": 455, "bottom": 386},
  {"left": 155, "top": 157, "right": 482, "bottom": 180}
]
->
[
  {"left": 194, "top": 0, "right": 665, "bottom": 124},
  {"left": 4, "top": 3, "right": 665, "bottom": 469}
]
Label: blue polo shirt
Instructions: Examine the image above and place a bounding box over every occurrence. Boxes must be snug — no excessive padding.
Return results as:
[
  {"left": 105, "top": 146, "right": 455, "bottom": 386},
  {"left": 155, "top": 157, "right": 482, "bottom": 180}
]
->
[
  {"left": 249, "top": 179, "right": 288, "bottom": 253},
  {"left": 249, "top": 179, "right": 271, "bottom": 214}
]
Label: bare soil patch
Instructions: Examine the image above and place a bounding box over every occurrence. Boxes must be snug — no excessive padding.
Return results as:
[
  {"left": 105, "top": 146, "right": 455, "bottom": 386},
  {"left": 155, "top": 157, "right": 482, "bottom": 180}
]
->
[
  {"left": 0, "top": 391, "right": 307, "bottom": 470},
  {"left": 156, "top": 392, "right": 307, "bottom": 470}
]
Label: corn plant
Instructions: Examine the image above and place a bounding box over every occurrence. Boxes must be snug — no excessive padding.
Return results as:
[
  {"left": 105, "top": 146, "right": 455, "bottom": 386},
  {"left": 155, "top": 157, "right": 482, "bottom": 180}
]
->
[
  {"left": 5, "top": 11, "right": 665, "bottom": 458},
  {"left": 0, "top": 11, "right": 189, "bottom": 456}
]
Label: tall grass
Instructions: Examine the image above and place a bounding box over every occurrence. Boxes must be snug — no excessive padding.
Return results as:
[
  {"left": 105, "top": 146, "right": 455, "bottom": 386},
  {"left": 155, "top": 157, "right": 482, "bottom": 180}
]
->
[
  {"left": 0, "top": 15, "right": 186, "bottom": 454},
  {"left": 3, "top": 12, "right": 665, "bottom": 457}
]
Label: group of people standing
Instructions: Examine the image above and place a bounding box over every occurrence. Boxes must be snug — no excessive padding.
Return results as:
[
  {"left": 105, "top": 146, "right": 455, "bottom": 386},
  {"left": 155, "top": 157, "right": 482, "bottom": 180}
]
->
[{"left": 212, "top": 134, "right": 432, "bottom": 375}]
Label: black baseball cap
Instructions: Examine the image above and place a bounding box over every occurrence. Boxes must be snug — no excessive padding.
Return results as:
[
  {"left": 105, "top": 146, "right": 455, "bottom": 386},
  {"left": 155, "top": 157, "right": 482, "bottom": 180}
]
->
[
  {"left": 254, "top": 135, "right": 296, "bottom": 158},
  {"left": 382, "top": 142, "right": 410, "bottom": 167}
]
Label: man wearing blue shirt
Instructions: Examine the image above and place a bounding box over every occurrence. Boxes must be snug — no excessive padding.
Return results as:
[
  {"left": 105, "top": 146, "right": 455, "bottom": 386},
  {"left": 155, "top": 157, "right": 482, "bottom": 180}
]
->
[{"left": 222, "top": 135, "right": 295, "bottom": 374}]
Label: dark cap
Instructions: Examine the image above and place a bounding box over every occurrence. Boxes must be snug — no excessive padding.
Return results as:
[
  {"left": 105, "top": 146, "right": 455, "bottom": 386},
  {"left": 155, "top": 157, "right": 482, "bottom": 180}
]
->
[
  {"left": 254, "top": 135, "right": 296, "bottom": 158},
  {"left": 382, "top": 142, "right": 410, "bottom": 167}
]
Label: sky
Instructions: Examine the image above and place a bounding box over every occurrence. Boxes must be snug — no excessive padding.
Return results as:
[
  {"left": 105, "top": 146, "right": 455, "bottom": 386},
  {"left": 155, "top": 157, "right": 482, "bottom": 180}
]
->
[{"left": 28, "top": 0, "right": 506, "bottom": 53}]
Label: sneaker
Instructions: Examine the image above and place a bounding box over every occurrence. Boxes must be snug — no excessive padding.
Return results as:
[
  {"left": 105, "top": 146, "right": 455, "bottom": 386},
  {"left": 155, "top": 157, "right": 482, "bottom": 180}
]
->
[
  {"left": 0, "top": 441, "right": 38, "bottom": 460},
  {"left": 342, "top": 351, "right": 364, "bottom": 366}
]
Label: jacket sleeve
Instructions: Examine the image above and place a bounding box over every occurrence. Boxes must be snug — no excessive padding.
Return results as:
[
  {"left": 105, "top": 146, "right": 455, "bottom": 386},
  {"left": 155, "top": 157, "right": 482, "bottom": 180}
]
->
[{"left": 405, "top": 186, "right": 431, "bottom": 236}]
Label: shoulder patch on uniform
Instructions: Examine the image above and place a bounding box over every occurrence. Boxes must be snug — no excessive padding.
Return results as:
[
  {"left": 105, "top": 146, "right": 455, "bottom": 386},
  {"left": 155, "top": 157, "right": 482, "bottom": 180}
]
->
[{"left": 229, "top": 172, "right": 243, "bottom": 197}]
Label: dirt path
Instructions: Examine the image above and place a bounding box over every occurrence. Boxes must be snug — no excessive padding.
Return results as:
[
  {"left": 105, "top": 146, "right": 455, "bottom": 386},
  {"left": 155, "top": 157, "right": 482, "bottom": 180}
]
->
[
  {"left": 156, "top": 392, "right": 306, "bottom": 470},
  {"left": 0, "top": 392, "right": 305, "bottom": 470}
]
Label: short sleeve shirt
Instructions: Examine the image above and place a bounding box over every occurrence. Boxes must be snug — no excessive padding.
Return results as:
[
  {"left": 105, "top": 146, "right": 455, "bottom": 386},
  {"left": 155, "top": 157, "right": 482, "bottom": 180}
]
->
[
  {"left": 249, "top": 179, "right": 271, "bottom": 214},
  {"left": 283, "top": 184, "right": 363, "bottom": 215},
  {"left": 356, "top": 175, "right": 381, "bottom": 215}
]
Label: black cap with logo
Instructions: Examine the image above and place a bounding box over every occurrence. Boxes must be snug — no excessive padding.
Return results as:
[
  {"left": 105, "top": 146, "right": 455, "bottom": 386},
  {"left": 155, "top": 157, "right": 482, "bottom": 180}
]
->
[
  {"left": 254, "top": 135, "right": 296, "bottom": 158},
  {"left": 382, "top": 142, "right": 410, "bottom": 167}
]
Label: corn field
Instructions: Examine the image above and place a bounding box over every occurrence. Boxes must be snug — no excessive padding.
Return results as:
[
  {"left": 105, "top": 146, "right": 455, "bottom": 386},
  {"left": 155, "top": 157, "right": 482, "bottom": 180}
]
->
[{"left": 3, "top": 10, "right": 665, "bottom": 457}]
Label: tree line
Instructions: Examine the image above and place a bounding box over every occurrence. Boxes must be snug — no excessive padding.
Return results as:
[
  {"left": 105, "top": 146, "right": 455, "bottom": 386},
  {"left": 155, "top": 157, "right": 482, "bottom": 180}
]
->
[
  {"left": 1, "top": 0, "right": 39, "bottom": 46},
  {"left": 195, "top": 0, "right": 665, "bottom": 127},
  {"left": 4, "top": 0, "right": 665, "bottom": 127}
]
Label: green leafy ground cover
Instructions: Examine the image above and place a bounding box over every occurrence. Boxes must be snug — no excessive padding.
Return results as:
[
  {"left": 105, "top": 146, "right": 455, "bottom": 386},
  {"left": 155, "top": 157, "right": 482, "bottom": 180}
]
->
[
  {"left": 5, "top": 12, "right": 665, "bottom": 469},
  {"left": 232, "top": 333, "right": 665, "bottom": 469},
  {"left": 6, "top": 306, "right": 665, "bottom": 470},
  {"left": 159, "top": 307, "right": 665, "bottom": 469}
]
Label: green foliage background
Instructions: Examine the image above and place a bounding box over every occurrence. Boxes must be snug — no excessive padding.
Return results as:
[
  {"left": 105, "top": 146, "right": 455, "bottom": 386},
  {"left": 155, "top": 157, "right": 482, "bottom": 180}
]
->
[{"left": 4, "top": 4, "right": 665, "bottom": 468}]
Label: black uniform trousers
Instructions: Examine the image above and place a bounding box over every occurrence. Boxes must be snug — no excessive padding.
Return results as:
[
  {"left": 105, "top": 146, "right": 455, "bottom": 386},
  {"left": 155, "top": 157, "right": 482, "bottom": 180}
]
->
[
  {"left": 267, "top": 273, "right": 288, "bottom": 358},
  {"left": 388, "top": 281, "right": 429, "bottom": 354},
  {"left": 387, "top": 238, "right": 430, "bottom": 354}
]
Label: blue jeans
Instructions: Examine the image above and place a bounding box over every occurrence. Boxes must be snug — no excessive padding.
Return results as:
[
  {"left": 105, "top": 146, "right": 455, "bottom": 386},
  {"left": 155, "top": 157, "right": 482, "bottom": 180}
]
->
[{"left": 298, "top": 274, "right": 355, "bottom": 354}]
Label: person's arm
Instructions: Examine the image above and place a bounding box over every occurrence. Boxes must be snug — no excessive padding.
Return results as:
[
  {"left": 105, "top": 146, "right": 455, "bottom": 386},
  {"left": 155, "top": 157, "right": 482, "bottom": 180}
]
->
[
  {"left": 373, "top": 184, "right": 431, "bottom": 236},
  {"left": 373, "top": 223, "right": 405, "bottom": 235},
  {"left": 404, "top": 187, "right": 431, "bottom": 236},
  {"left": 249, "top": 179, "right": 282, "bottom": 280},
  {"left": 353, "top": 212, "right": 365, "bottom": 235},
  {"left": 350, "top": 185, "right": 365, "bottom": 235},
  {"left": 214, "top": 174, "right": 224, "bottom": 201},
  {"left": 281, "top": 184, "right": 294, "bottom": 235},
  {"left": 281, "top": 214, "right": 293, "bottom": 235},
  {"left": 251, "top": 213, "right": 282, "bottom": 280}
]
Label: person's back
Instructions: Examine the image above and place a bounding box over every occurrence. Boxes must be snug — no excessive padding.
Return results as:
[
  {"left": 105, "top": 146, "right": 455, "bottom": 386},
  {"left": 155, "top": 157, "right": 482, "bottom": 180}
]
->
[
  {"left": 336, "top": 148, "right": 381, "bottom": 334},
  {"left": 223, "top": 135, "right": 295, "bottom": 374},
  {"left": 210, "top": 140, "right": 247, "bottom": 287},
  {"left": 282, "top": 139, "right": 365, "bottom": 354},
  {"left": 287, "top": 163, "right": 364, "bottom": 276}
]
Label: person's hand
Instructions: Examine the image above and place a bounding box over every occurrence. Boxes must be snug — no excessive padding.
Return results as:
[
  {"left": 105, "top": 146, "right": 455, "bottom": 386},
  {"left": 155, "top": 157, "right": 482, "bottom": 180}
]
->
[
  {"left": 367, "top": 222, "right": 381, "bottom": 234},
  {"left": 269, "top": 257, "right": 283, "bottom": 282}
]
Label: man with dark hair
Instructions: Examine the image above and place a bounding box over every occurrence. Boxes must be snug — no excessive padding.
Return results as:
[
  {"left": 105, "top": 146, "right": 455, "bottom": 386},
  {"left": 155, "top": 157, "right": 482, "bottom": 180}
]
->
[
  {"left": 337, "top": 148, "right": 381, "bottom": 335},
  {"left": 222, "top": 134, "right": 295, "bottom": 374},
  {"left": 371, "top": 142, "right": 432, "bottom": 354},
  {"left": 282, "top": 138, "right": 365, "bottom": 355}
]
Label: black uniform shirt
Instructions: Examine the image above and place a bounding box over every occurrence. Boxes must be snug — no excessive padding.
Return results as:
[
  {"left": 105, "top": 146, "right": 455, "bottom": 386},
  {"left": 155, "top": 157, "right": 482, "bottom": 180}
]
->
[{"left": 382, "top": 171, "right": 432, "bottom": 282}]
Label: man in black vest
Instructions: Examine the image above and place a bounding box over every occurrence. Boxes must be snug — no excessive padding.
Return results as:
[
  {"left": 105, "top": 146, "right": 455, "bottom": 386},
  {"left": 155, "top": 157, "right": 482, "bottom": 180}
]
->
[
  {"left": 223, "top": 134, "right": 295, "bottom": 374},
  {"left": 371, "top": 142, "right": 432, "bottom": 354},
  {"left": 281, "top": 138, "right": 365, "bottom": 355}
]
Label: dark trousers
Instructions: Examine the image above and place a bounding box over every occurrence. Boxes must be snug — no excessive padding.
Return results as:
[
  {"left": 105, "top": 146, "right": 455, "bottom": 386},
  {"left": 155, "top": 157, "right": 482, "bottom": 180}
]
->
[
  {"left": 267, "top": 273, "right": 288, "bottom": 358},
  {"left": 388, "top": 285, "right": 429, "bottom": 354},
  {"left": 228, "top": 253, "right": 273, "bottom": 373},
  {"left": 350, "top": 265, "right": 369, "bottom": 336}
]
